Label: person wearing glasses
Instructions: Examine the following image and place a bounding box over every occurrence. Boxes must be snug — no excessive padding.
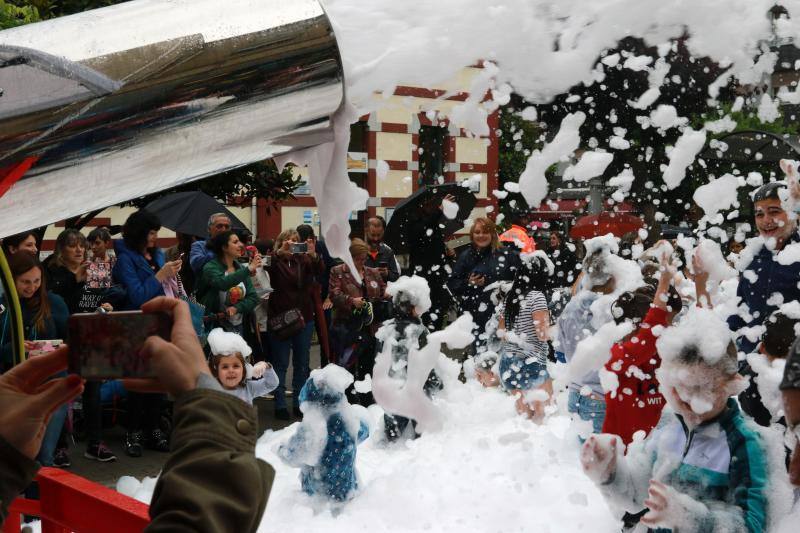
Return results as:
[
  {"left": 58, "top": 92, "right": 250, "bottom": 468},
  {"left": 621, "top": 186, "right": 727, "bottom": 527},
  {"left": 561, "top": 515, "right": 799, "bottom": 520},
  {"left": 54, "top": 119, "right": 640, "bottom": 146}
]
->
[{"left": 190, "top": 213, "right": 232, "bottom": 276}]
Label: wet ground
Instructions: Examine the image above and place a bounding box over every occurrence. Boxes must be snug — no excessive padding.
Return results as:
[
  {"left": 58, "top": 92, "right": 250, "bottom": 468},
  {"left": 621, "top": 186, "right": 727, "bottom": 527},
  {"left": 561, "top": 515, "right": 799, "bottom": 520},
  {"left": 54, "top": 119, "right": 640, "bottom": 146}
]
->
[{"left": 68, "top": 345, "right": 322, "bottom": 488}]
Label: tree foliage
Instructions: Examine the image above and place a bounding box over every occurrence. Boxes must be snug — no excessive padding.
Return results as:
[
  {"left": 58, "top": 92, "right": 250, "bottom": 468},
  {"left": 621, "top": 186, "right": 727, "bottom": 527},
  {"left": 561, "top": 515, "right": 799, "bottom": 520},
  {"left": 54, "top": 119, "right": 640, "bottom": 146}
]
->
[{"left": 0, "top": 0, "right": 40, "bottom": 29}]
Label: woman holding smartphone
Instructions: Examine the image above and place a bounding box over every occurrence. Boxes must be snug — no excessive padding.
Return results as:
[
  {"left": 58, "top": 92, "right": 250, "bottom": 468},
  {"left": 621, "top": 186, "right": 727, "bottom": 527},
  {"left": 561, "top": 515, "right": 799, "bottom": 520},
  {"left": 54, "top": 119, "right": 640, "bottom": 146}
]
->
[
  {"left": 112, "top": 210, "right": 180, "bottom": 458},
  {"left": 448, "top": 218, "right": 520, "bottom": 356},
  {"left": 195, "top": 230, "right": 261, "bottom": 334},
  {"left": 0, "top": 253, "right": 69, "bottom": 467},
  {"left": 267, "top": 229, "right": 323, "bottom": 420}
]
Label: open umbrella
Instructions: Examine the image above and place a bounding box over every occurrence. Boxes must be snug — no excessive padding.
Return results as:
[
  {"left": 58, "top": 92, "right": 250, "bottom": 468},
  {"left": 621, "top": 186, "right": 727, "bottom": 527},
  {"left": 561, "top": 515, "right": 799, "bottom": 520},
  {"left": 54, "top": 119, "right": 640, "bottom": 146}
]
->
[
  {"left": 144, "top": 191, "right": 248, "bottom": 238},
  {"left": 384, "top": 182, "right": 476, "bottom": 255},
  {"left": 570, "top": 211, "right": 643, "bottom": 240}
]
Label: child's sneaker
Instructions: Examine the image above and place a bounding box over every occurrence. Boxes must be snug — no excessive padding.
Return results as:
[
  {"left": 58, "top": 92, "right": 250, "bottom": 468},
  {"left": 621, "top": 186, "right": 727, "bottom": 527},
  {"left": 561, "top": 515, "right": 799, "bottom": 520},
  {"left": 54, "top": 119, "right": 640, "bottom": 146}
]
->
[
  {"left": 125, "top": 431, "right": 143, "bottom": 457},
  {"left": 52, "top": 448, "right": 71, "bottom": 468},
  {"left": 84, "top": 441, "right": 116, "bottom": 462},
  {"left": 145, "top": 429, "right": 170, "bottom": 452}
]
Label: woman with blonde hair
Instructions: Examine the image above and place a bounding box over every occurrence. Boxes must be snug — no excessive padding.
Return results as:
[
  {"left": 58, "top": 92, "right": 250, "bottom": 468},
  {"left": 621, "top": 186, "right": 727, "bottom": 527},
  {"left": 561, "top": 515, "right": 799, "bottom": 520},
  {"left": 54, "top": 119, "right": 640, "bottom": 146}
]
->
[
  {"left": 447, "top": 217, "right": 520, "bottom": 355},
  {"left": 267, "top": 228, "right": 324, "bottom": 420}
]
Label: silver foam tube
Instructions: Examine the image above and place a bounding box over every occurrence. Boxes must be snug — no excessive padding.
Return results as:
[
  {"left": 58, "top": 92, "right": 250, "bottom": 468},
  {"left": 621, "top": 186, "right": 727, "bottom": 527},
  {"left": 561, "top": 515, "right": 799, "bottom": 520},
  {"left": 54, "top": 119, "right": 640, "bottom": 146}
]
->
[{"left": 0, "top": 0, "right": 344, "bottom": 236}]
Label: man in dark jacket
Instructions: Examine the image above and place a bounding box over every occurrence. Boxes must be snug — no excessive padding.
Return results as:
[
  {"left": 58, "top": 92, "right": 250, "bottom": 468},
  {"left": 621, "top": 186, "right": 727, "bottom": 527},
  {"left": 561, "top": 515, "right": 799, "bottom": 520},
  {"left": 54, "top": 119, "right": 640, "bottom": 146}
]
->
[
  {"left": 0, "top": 297, "right": 274, "bottom": 532},
  {"left": 717, "top": 182, "right": 800, "bottom": 425},
  {"left": 408, "top": 197, "right": 456, "bottom": 331},
  {"left": 364, "top": 215, "right": 401, "bottom": 282}
]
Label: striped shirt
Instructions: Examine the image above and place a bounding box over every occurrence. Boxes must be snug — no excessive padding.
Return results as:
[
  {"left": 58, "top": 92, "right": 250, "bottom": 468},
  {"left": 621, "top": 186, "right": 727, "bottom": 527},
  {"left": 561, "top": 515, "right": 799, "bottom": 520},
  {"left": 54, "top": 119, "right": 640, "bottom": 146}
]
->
[{"left": 501, "top": 290, "right": 549, "bottom": 364}]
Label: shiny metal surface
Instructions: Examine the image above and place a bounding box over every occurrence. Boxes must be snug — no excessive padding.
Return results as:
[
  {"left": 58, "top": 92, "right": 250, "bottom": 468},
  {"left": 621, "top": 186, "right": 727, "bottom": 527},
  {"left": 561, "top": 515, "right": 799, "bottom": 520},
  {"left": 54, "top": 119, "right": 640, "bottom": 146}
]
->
[{"left": 0, "top": 0, "right": 343, "bottom": 237}]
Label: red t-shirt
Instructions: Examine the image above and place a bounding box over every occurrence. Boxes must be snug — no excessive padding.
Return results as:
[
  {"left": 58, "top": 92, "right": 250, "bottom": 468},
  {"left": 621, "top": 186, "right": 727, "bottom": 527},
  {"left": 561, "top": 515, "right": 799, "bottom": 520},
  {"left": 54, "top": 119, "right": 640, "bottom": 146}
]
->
[{"left": 602, "top": 306, "right": 668, "bottom": 445}]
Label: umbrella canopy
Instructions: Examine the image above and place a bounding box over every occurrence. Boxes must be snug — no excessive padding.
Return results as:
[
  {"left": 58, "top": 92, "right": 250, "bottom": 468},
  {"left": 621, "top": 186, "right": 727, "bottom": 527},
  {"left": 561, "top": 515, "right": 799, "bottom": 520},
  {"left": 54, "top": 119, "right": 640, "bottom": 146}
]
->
[
  {"left": 570, "top": 211, "right": 643, "bottom": 240},
  {"left": 499, "top": 225, "right": 536, "bottom": 253},
  {"left": 384, "top": 182, "right": 477, "bottom": 255},
  {"left": 144, "top": 191, "right": 248, "bottom": 238}
]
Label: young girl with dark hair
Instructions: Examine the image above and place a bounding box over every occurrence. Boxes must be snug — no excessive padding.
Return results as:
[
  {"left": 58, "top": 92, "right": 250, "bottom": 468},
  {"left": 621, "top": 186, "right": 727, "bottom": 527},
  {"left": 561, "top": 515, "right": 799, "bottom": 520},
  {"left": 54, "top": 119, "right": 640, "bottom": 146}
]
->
[{"left": 497, "top": 254, "right": 553, "bottom": 422}]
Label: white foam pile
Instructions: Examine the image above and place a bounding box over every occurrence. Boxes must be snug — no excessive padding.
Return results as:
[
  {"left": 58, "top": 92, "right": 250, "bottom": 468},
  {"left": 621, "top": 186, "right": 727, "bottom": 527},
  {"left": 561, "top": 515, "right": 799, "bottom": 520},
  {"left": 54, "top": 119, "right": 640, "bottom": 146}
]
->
[{"left": 256, "top": 383, "right": 620, "bottom": 532}]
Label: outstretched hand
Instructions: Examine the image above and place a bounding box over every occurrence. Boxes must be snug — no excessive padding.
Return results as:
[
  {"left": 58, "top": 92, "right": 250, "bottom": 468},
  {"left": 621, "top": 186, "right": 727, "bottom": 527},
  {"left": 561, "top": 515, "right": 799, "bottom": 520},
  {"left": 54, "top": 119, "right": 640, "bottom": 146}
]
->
[
  {"left": 0, "top": 348, "right": 84, "bottom": 459},
  {"left": 122, "top": 297, "right": 211, "bottom": 397},
  {"left": 641, "top": 480, "right": 703, "bottom": 529},
  {"left": 580, "top": 434, "right": 620, "bottom": 484}
]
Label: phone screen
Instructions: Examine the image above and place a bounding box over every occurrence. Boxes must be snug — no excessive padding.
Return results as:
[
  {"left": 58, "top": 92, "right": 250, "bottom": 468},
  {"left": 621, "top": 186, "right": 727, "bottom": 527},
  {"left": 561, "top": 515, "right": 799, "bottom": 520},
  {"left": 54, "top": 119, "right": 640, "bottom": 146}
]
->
[
  {"left": 68, "top": 311, "right": 171, "bottom": 379},
  {"left": 291, "top": 242, "right": 308, "bottom": 254}
]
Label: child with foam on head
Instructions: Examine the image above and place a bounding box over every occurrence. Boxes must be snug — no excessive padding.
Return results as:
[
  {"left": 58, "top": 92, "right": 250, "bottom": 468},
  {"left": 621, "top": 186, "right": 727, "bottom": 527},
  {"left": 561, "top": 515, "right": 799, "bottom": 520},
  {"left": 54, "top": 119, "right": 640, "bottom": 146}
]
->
[
  {"left": 278, "top": 365, "right": 370, "bottom": 502},
  {"left": 375, "top": 275, "right": 444, "bottom": 441},
  {"left": 207, "top": 328, "right": 278, "bottom": 405},
  {"left": 581, "top": 308, "right": 785, "bottom": 533},
  {"left": 496, "top": 253, "right": 553, "bottom": 422},
  {"left": 601, "top": 246, "right": 683, "bottom": 446},
  {"left": 557, "top": 245, "right": 618, "bottom": 434}
]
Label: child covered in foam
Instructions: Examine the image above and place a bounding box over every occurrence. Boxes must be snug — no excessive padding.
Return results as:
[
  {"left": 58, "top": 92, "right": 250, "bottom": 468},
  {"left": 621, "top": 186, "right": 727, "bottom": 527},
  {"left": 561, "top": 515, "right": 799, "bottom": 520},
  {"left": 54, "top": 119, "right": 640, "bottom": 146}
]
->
[
  {"left": 278, "top": 365, "right": 370, "bottom": 502},
  {"left": 207, "top": 328, "right": 278, "bottom": 405},
  {"left": 581, "top": 308, "right": 788, "bottom": 532}
]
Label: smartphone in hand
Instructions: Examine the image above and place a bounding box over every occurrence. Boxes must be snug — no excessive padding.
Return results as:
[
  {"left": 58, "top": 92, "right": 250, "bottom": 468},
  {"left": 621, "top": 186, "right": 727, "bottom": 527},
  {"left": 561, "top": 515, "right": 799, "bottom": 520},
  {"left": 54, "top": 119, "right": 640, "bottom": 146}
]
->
[
  {"left": 291, "top": 242, "right": 308, "bottom": 254},
  {"left": 68, "top": 310, "right": 171, "bottom": 379}
]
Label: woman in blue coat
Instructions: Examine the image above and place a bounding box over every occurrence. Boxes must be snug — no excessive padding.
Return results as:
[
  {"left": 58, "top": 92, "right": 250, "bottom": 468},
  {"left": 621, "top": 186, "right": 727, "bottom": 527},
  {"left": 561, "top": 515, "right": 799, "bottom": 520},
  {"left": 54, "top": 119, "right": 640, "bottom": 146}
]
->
[
  {"left": 111, "top": 210, "right": 181, "bottom": 457},
  {"left": 112, "top": 210, "right": 182, "bottom": 311},
  {"left": 448, "top": 217, "right": 519, "bottom": 354}
]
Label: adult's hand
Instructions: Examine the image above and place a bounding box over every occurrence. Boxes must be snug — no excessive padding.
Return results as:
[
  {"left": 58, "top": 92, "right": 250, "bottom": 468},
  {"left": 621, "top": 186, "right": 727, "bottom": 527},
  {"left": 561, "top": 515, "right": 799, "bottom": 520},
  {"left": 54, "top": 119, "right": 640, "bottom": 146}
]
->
[
  {"left": 469, "top": 273, "right": 486, "bottom": 287},
  {"left": 323, "top": 298, "right": 333, "bottom": 311},
  {"left": 226, "top": 306, "right": 238, "bottom": 318},
  {"left": 122, "top": 297, "right": 211, "bottom": 397},
  {"left": 0, "top": 347, "right": 84, "bottom": 459},
  {"left": 248, "top": 252, "right": 262, "bottom": 275},
  {"left": 351, "top": 296, "right": 366, "bottom": 309},
  {"left": 76, "top": 261, "right": 90, "bottom": 283},
  {"left": 306, "top": 239, "right": 318, "bottom": 259},
  {"left": 155, "top": 259, "right": 182, "bottom": 282}
]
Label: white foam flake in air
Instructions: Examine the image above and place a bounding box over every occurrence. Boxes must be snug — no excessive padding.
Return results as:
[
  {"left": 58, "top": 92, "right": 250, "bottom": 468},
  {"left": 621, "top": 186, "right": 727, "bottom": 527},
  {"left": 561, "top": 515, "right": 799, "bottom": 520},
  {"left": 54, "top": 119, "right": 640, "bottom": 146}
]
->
[{"left": 662, "top": 128, "right": 707, "bottom": 190}]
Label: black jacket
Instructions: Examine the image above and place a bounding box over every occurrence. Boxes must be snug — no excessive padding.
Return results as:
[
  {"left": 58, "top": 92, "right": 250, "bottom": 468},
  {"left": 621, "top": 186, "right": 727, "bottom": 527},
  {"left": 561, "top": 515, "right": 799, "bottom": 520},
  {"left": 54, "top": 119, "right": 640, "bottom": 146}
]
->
[{"left": 364, "top": 242, "right": 401, "bottom": 282}]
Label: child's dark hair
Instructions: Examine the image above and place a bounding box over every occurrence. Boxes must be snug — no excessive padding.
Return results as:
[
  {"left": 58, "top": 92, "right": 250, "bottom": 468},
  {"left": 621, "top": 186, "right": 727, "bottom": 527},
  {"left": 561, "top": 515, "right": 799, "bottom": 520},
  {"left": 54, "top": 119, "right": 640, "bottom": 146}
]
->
[
  {"left": 503, "top": 255, "right": 550, "bottom": 328},
  {"left": 611, "top": 286, "right": 654, "bottom": 325},
  {"left": 761, "top": 311, "right": 800, "bottom": 358},
  {"left": 209, "top": 353, "right": 247, "bottom": 387},
  {"left": 674, "top": 341, "right": 739, "bottom": 376},
  {"left": 87, "top": 227, "right": 112, "bottom": 243}
]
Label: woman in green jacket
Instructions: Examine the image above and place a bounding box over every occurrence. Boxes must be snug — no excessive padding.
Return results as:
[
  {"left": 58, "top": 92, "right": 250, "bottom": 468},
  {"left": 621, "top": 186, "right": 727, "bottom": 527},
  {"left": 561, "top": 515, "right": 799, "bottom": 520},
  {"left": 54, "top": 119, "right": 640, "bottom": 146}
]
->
[{"left": 196, "top": 230, "right": 261, "bottom": 335}]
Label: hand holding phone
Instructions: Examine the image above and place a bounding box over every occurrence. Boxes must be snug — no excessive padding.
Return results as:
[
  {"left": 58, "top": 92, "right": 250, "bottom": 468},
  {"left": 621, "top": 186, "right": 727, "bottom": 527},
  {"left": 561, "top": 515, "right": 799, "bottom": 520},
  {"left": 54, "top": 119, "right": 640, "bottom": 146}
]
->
[
  {"left": 68, "top": 310, "right": 172, "bottom": 379},
  {"left": 121, "top": 297, "right": 212, "bottom": 397}
]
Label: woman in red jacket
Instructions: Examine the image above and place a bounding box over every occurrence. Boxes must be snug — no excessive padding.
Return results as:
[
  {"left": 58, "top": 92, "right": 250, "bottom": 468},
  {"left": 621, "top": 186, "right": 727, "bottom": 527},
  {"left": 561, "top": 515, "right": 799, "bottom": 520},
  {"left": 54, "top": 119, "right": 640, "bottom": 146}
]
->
[{"left": 602, "top": 257, "right": 682, "bottom": 446}]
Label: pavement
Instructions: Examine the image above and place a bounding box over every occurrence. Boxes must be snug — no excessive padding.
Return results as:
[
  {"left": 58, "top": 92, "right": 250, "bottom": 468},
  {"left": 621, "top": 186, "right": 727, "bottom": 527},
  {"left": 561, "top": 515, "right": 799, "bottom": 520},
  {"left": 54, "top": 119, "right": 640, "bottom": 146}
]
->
[{"left": 68, "top": 345, "right": 323, "bottom": 488}]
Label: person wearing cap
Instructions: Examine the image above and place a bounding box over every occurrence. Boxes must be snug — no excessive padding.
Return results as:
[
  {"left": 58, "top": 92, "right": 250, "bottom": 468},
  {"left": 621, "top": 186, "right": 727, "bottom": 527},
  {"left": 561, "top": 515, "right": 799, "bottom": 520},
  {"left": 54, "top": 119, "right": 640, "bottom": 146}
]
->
[{"left": 716, "top": 178, "right": 800, "bottom": 355}]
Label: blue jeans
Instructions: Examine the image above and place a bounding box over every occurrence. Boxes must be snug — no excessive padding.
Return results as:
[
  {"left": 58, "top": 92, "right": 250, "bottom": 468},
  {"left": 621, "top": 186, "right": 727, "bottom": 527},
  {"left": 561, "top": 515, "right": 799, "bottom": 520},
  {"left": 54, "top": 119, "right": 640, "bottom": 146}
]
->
[
  {"left": 38, "top": 403, "right": 68, "bottom": 466},
  {"left": 269, "top": 320, "right": 314, "bottom": 410},
  {"left": 568, "top": 388, "right": 606, "bottom": 436}
]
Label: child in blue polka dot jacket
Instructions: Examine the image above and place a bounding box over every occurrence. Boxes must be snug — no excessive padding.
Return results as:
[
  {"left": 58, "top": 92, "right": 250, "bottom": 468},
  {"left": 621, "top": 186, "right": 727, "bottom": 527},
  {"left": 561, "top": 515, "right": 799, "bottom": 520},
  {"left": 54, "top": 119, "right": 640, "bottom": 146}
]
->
[{"left": 278, "top": 365, "right": 370, "bottom": 502}]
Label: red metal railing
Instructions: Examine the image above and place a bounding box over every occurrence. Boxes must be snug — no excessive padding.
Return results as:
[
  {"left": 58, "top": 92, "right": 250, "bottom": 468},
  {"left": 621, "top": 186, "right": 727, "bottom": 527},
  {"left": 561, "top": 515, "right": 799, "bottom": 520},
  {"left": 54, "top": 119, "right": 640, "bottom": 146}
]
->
[{"left": 3, "top": 467, "right": 150, "bottom": 533}]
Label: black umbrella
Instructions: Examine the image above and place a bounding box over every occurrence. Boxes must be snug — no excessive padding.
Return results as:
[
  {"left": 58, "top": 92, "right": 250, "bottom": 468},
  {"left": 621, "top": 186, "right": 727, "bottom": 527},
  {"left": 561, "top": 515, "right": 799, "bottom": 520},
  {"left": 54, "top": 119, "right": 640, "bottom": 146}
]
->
[
  {"left": 384, "top": 182, "right": 477, "bottom": 255},
  {"left": 144, "top": 191, "right": 248, "bottom": 238}
]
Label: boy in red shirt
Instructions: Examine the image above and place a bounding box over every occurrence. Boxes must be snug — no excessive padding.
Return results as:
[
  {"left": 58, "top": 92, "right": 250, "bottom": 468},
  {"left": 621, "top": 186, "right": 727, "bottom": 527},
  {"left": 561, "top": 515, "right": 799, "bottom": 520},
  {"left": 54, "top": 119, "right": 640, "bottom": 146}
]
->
[{"left": 602, "top": 259, "right": 682, "bottom": 445}]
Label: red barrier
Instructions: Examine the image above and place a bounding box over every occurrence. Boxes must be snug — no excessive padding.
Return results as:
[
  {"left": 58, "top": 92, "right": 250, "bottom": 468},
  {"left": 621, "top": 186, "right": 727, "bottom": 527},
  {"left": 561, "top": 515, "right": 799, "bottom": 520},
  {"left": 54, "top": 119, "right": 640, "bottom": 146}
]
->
[{"left": 3, "top": 467, "right": 150, "bottom": 533}]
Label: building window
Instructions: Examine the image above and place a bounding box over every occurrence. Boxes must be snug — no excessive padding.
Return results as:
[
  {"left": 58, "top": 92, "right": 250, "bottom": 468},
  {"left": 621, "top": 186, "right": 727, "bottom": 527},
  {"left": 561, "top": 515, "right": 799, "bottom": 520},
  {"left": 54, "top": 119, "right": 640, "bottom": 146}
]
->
[{"left": 418, "top": 125, "right": 447, "bottom": 185}]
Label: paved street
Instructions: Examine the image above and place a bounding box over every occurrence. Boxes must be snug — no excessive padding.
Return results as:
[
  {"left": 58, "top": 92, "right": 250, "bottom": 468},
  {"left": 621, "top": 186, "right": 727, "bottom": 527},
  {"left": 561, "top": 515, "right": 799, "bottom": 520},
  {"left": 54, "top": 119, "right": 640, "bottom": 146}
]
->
[{"left": 69, "top": 345, "right": 323, "bottom": 489}]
